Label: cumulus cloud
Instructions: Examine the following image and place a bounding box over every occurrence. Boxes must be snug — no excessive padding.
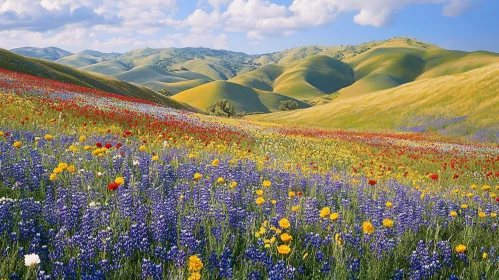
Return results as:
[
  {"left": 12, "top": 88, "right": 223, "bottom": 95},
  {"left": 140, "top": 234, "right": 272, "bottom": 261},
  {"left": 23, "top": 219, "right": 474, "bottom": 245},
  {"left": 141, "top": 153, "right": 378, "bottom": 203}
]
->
[
  {"left": 0, "top": 0, "right": 475, "bottom": 52},
  {"left": 0, "top": 0, "right": 115, "bottom": 32},
  {"left": 216, "top": 0, "right": 475, "bottom": 38},
  {"left": 442, "top": 0, "right": 473, "bottom": 17}
]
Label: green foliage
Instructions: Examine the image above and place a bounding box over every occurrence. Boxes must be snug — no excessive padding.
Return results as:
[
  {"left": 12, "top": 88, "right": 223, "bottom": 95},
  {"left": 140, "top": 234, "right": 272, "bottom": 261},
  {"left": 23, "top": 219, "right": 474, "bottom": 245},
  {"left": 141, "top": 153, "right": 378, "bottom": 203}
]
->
[
  {"left": 158, "top": 88, "right": 173, "bottom": 97},
  {"left": 206, "top": 99, "right": 236, "bottom": 117},
  {"left": 279, "top": 100, "right": 299, "bottom": 111}
]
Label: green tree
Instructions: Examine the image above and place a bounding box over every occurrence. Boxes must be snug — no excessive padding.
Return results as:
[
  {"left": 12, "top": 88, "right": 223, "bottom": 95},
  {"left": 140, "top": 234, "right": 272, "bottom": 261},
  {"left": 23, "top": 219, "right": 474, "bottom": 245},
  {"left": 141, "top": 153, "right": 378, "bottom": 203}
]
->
[
  {"left": 158, "top": 88, "right": 173, "bottom": 97},
  {"left": 206, "top": 99, "right": 236, "bottom": 117},
  {"left": 279, "top": 100, "right": 299, "bottom": 111}
]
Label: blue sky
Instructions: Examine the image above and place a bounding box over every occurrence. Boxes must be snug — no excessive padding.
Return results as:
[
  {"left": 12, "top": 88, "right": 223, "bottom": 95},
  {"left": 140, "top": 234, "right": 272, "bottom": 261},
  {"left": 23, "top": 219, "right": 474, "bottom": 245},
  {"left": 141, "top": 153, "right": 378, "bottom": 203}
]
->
[{"left": 0, "top": 0, "right": 497, "bottom": 54}]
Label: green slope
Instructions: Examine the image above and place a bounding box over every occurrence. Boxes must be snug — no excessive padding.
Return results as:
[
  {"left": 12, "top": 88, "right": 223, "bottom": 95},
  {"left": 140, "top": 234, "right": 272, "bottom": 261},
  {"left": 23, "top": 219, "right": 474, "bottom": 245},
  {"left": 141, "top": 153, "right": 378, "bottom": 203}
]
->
[
  {"left": 0, "top": 48, "right": 192, "bottom": 110},
  {"left": 113, "top": 65, "right": 212, "bottom": 86},
  {"left": 172, "top": 80, "right": 311, "bottom": 113},
  {"left": 81, "top": 60, "right": 132, "bottom": 76},
  {"left": 230, "top": 55, "right": 354, "bottom": 100},
  {"left": 12, "top": 37, "right": 499, "bottom": 104},
  {"left": 181, "top": 59, "right": 233, "bottom": 80},
  {"left": 56, "top": 55, "right": 100, "bottom": 68},
  {"left": 143, "top": 79, "right": 212, "bottom": 93},
  {"left": 56, "top": 50, "right": 121, "bottom": 68},
  {"left": 247, "top": 63, "right": 499, "bottom": 141},
  {"left": 10, "top": 47, "right": 72, "bottom": 61},
  {"left": 337, "top": 43, "right": 499, "bottom": 99}
]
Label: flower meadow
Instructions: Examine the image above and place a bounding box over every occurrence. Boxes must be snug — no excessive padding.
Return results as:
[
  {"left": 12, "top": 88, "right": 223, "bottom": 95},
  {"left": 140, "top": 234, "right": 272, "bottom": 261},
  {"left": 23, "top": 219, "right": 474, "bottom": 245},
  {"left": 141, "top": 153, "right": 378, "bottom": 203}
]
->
[{"left": 1, "top": 68, "right": 499, "bottom": 279}]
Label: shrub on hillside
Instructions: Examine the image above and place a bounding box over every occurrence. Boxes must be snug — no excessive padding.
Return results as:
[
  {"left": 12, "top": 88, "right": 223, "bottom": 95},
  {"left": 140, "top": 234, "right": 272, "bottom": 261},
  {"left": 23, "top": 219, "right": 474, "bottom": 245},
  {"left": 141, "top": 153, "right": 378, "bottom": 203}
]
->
[
  {"left": 207, "top": 99, "right": 236, "bottom": 117},
  {"left": 279, "top": 100, "right": 299, "bottom": 111}
]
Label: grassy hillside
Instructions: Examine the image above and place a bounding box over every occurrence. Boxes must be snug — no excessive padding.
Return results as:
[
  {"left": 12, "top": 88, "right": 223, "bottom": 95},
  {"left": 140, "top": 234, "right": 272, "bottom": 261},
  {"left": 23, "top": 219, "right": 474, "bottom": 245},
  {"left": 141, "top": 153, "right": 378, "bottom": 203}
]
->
[
  {"left": 0, "top": 48, "right": 192, "bottom": 110},
  {"left": 143, "top": 79, "right": 212, "bottom": 94},
  {"left": 10, "top": 47, "right": 72, "bottom": 61},
  {"left": 247, "top": 63, "right": 499, "bottom": 141},
  {"left": 172, "top": 80, "right": 310, "bottom": 113},
  {"left": 80, "top": 60, "right": 132, "bottom": 76},
  {"left": 56, "top": 50, "right": 120, "bottom": 68},
  {"left": 13, "top": 37, "right": 499, "bottom": 104},
  {"left": 230, "top": 56, "right": 354, "bottom": 99},
  {"left": 337, "top": 42, "right": 499, "bottom": 99}
]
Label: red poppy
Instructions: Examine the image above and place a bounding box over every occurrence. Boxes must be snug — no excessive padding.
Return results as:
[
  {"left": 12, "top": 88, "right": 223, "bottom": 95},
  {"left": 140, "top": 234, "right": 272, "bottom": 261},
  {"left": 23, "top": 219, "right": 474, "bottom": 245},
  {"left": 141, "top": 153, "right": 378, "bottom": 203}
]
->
[
  {"left": 105, "top": 143, "right": 113, "bottom": 149},
  {"left": 452, "top": 174, "right": 459, "bottom": 179},
  {"left": 368, "top": 180, "right": 377, "bottom": 186},
  {"left": 429, "top": 174, "right": 439, "bottom": 180},
  {"left": 95, "top": 142, "right": 103, "bottom": 148},
  {"left": 496, "top": 197, "right": 499, "bottom": 203},
  {"left": 296, "top": 191, "right": 303, "bottom": 196},
  {"left": 116, "top": 143, "right": 122, "bottom": 149},
  {"left": 108, "top": 182, "right": 120, "bottom": 191}
]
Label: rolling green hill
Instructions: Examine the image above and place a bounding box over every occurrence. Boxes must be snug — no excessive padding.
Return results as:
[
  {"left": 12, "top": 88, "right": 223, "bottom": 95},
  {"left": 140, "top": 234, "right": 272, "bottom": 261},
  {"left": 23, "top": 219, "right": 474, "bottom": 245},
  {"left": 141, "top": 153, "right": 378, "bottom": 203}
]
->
[
  {"left": 247, "top": 63, "right": 499, "bottom": 141},
  {"left": 10, "top": 46, "right": 72, "bottom": 61},
  {"left": 172, "top": 80, "right": 310, "bottom": 113},
  {"left": 12, "top": 37, "right": 499, "bottom": 111},
  {"left": 230, "top": 55, "right": 354, "bottom": 99},
  {"left": 0, "top": 48, "right": 192, "bottom": 110},
  {"left": 144, "top": 79, "right": 212, "bottom": 95},
  {"left": 81, "top": 60, "right": 133, "bottom": 76},
  {"left": 335, "top": 40, "right": 499, "bottom": 99},
  {"left": 55, "top": 50, "right": 121, "bottom": 68}
]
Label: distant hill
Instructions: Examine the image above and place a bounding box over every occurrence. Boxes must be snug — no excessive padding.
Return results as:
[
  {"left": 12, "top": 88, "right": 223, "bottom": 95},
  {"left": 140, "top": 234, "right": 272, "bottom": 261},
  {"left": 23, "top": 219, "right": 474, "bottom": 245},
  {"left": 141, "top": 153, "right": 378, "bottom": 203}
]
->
[
  {"left": 11, "top": 46, "right": 72, "bottom": 61},
  {"left": 230, "top": 55, "right": 354, "bottom": 99},
  {"left": 0, "top": 48, "right": 193, "bottom": 110},
  {"left": 247, "top": 63, "right": 499, "bottom": 141},
  {"left": 55, "top": 50, "right": 121, "bottom": 68},
  {"left": 172, "top": 80, "right": 311, "bottom": 113},
  {"left": 11, "top": 37, "right": 499, "bottom": 115}
]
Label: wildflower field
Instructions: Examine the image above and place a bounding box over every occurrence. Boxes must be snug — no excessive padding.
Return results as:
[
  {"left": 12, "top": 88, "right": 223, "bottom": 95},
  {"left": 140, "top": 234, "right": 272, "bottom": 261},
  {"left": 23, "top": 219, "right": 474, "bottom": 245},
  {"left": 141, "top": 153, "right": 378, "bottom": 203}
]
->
[{"left": 1, "top": 68, "right": 499, "bottom": 279}]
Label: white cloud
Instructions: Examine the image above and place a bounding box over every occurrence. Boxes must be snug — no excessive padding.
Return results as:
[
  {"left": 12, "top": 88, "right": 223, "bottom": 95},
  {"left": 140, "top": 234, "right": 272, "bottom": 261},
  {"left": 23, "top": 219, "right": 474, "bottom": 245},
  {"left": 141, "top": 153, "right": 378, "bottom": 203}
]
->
[
  {"left": 0, "top": 0, "right": 475, "bottom": 52},
  {"left": 168, "top": 32, "right": 228, "bottom": 49},
  {"left": 217, "top": 0, "right": 475, "bottom": 38},
  {"left": 442, "top": 0, "right": 472, "bottom": 17},
  {"left": 207, "top": 0, "right": 231, "bottom": 9},
  {"left": 184, "top": 9, "right": 224, "bottom": 33}
]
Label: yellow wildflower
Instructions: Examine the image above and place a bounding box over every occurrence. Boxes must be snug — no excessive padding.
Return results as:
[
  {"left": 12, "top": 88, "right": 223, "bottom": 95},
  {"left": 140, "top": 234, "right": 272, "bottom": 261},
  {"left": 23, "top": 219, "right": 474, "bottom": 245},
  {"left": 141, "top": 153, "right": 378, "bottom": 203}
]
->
[
  {"left": 278, "top": 218, "right": 290, "bottom": 229},
  {"left": 319, "top": 207, "right": 331, "bottom": 218},
  {"left": 362, "top": 221, "right": 375, "bottom": 234},
  {"left": 455, "top": 244, "right": 466, "bottom": 253},
  {"left": 256, "top": 197, "right": 265, "bottom": 205},
  {"left": 280, "top": 233, "right": 293, "bottom": 243},
  {"left": 114, "top": 177, "right": 125, "bottom": 185},
  {"left": 330, "top": 213, "right": 339, "bottom": 221},
  {"left": 188, "top": 255, "right": 203, "bottom": 271},
  {"left": 277, "top": 245, "right": 291, "bottom": 255},
  {"left": 382, "top": 218, "right": 394, "bottom": 228}
]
